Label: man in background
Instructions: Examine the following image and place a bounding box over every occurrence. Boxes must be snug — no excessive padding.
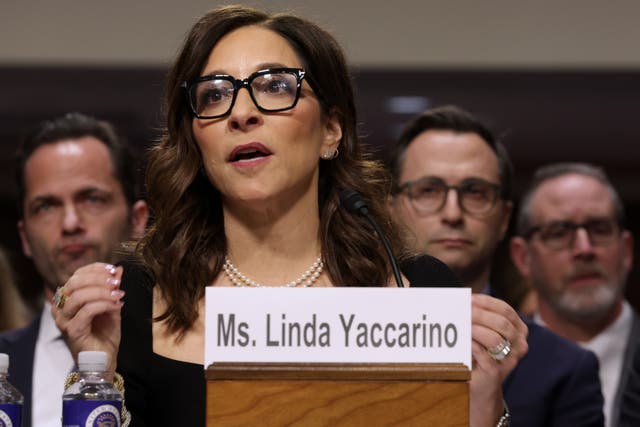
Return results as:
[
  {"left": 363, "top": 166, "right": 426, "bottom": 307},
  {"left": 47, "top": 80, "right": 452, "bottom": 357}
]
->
[
  {"left": 0, "top": 113, "right": 148, "bottom": 427},
  {"left": 510, "top": 162, "right": 639, "bottom": 427},
  {"left": 388, "top": 105, "right": 604, "bottom": 426}
]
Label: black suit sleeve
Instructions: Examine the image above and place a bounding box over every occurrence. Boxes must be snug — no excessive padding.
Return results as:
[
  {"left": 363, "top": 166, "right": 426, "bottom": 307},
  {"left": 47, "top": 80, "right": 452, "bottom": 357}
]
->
[
  {"left": 618, "top": 343, "right": 640, "bottom": 427},
  {"left": 550, "top": 349, "right": 604, "bottom": 427}
]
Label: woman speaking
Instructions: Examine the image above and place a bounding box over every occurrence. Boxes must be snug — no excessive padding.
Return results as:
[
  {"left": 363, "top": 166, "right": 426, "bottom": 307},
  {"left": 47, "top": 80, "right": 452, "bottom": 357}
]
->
[{"left": 53, "top": 5, "right": 527, "bottom": 426}]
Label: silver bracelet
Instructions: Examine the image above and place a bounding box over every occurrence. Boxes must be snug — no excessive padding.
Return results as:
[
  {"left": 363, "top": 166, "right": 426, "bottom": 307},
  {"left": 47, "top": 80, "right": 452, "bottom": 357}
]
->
[{"left": 495, "top": 401, "right": 511, "bottom": 427}]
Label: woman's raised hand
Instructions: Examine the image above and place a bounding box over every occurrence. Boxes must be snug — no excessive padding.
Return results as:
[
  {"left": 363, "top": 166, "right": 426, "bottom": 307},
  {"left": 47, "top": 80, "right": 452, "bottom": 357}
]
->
[
  {"left": 51, "top": 262, "right": 125, "bottom": 377},
  {"left": 470, "top": 293, "right": 529, "bottom": 427}
]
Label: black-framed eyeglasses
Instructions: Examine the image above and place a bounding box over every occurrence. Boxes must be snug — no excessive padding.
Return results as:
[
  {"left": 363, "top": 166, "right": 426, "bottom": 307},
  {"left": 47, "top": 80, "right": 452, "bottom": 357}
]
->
[
  {"left": 182, "top": 68, "right": 307, "bottom": 119},
  {"left": 521, "top": 218, "right": 621, "bottom": 249},
  {"left": 394, "top": 177, "right": 503, "bottom": 216}
]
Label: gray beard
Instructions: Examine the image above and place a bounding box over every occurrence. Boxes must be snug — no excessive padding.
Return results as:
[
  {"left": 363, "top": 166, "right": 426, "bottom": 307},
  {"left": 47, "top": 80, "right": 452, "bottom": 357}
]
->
[{"left": 550, "top": 283, "right": 621, "bottom": 322}]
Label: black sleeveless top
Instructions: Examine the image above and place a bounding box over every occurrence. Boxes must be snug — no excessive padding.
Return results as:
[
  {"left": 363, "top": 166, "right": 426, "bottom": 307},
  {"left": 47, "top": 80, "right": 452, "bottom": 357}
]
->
[
  {"left": 117, "top": 262, "right": 206, "bottom": 427},
  {"left": 115, "top": 255, "right": 459, "bottom": 426}
]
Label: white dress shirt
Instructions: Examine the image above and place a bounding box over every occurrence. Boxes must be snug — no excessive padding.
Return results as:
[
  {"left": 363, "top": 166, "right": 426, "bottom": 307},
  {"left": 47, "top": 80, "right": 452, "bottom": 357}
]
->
[
  {"left": 535, "top": 301, "right": 632, "bottom": 427},
  {"left": 32, "top": 302, "right": 75, "bottom": 427}
]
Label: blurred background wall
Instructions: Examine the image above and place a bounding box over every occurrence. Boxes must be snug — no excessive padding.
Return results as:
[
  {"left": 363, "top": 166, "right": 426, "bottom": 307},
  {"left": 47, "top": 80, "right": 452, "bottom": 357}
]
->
[
  {"left": 2, "top": 0, "right": 639, "bottom": 310},
  {"left": 3, "top": 0, "right": 640, "bottom": 68}
]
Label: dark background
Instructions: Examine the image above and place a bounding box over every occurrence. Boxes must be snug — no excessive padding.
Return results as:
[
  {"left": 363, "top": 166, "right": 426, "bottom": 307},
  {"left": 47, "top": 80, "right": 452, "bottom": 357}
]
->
[{"left": 1, "top": 66, "right": 639, "bottom": 311}]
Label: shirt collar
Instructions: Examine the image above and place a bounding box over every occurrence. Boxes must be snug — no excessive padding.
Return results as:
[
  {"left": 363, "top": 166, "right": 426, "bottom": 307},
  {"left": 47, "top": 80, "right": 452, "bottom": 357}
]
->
[{"left": 39, "top": 301, "right": 63, "bottom": 344}]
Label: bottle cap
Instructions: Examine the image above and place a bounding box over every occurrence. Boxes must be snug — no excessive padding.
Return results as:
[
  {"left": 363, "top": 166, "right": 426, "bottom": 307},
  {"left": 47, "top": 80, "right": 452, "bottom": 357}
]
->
[
  {"left": 0, "top": 353, "right": 8, "bottom": 374},
  {"left": 78, "top": 351, "right": 108, "bottom": 372}
]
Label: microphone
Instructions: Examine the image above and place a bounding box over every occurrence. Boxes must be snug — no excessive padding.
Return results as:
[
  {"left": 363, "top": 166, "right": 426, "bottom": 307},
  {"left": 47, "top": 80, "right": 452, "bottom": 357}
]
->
[{"left": 340, "top": 189, "right": 405, "bottom": 288}]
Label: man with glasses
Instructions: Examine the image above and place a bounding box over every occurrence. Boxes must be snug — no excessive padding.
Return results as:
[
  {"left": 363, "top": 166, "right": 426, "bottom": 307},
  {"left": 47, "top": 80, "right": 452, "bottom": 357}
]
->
[
  {"left": 387, "top": 105, "right": 524, "bottom": 298},
  {"left": 388, "top": 105, "right": 604, "bottom": 426},
  {"left": 510, "top": 162, "right": 639, "bottom": 427}
]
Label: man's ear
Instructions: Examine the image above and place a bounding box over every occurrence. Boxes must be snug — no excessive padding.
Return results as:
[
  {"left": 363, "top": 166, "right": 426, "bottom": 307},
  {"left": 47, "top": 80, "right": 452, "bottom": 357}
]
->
[
  {"left": 130, "top": 200, "right": 149, "bottom": 240},
  {"left": 510, "top": 236, "right": 532, "bottom": 278},
  {"left": 17, "top": 220, "right": 32, "bottom": 258}
]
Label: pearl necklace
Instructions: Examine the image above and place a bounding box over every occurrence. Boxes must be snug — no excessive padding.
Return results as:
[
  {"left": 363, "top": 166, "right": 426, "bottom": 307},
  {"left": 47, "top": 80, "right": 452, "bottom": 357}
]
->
[{"left": 223, "top": 256, "right": 323, "bottom": 288}]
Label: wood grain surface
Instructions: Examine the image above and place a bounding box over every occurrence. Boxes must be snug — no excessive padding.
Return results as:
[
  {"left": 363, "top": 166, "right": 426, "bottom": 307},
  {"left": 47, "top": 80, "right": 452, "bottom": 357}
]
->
[{"left": 206, "top": 363, "right": 469, "bottom": 426}]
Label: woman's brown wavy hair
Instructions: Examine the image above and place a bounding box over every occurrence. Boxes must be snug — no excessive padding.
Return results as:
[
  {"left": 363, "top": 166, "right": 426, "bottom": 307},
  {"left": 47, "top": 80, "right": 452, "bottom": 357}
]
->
[{"left": 141, "top": 5, "right": 407, "bottom": 336}]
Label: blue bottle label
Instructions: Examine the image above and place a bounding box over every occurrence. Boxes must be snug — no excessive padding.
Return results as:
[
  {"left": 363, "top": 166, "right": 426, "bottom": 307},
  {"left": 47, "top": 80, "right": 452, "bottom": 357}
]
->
[
  {"left": 0, "top": 404, "right": 22, "bottom": 427},
  {"left": 62, "top": 400, "right": 121, "bottom": 427}
]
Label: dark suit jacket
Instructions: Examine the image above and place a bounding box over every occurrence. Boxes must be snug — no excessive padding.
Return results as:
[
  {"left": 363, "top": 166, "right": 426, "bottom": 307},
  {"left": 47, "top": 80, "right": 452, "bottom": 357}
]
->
[
  {"left": 0, "top": 313, "right": 41, "bottom": 427},
  {"left": 504, "top": 319, "right": 604, "bottom": 427},
  {"left": 403, "top": 256, "right": 604, "bottom": 427},
  {"left": 608, "top": 311, "right": 640, "bottom": 427}
]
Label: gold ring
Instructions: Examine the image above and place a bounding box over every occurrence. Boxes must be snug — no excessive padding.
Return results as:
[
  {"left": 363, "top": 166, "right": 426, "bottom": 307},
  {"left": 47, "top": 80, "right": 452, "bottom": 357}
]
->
[
  {"left": 487, "top": 338, "right": 512, "bottom": 361},
  {"left": 54, "top": 286, "right": 67, "bottom": 309}
]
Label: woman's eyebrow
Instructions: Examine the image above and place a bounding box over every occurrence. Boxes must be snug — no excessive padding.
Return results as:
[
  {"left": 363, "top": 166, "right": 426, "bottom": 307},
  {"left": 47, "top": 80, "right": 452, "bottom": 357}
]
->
[{"left": 201, "top": 62, "right": 294, "bottom": 78}]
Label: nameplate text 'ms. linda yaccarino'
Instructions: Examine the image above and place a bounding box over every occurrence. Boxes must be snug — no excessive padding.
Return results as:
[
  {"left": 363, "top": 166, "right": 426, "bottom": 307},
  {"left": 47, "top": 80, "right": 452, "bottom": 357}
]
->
[{"left": 205, "top": 287, "right": 471, "bottom": 368}]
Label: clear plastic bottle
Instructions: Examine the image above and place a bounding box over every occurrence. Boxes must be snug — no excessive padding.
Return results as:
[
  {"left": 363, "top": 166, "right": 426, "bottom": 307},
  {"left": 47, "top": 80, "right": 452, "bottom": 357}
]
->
[
  {"left": 62, "top": 351, "right": 123, "bottom": 427},
  {"left": 0, "top": 353, "right": 23, "bottom": 427}
]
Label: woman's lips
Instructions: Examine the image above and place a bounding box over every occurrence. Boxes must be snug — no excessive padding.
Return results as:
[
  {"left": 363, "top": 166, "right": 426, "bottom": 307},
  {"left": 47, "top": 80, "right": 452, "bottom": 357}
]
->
[
  {"left": 233, "top": 155, "right": 271, "bottom": 168},
  {"left": 228, "top": 142, "right": 272, "bottom": 163}
]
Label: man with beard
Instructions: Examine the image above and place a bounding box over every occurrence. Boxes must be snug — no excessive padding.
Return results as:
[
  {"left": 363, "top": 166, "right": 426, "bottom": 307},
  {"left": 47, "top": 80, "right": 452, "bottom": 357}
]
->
[
  {"left": 0, "top": 113, "right": 148, "bottom": 427},
  {"left": 388, "top": 105, "right": 604, "bottom": 426},
  {"left": 510, "top": 162, "right": 638, "bottom": 427}
]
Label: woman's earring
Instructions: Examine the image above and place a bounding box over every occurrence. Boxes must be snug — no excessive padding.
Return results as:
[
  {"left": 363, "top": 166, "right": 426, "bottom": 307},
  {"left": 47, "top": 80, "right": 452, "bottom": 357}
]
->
[
  {"left": 331, "top": 149, "right": 339, "bottom": 159},
  {"left": 322, "top": 150, "right": 332, "bottom": 160}
]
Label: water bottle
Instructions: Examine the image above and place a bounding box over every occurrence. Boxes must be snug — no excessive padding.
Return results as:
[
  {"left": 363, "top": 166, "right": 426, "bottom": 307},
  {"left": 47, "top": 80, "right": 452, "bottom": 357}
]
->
[
  {"left": 0, "top": 353, "right": 23, "bottom": 427},
  {"left": 62, "top": 351, "right": 123, "bottom": 427}
]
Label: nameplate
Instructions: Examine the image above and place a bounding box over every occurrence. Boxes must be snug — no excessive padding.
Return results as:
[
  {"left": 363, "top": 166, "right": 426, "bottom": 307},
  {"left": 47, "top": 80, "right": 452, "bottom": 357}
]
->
[{"left": 205, "top": 287, "right": 471, "bottom": 368}]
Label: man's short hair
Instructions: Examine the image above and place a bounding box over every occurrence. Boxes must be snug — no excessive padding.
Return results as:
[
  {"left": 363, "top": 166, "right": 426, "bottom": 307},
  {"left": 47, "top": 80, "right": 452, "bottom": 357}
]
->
[
  {"left": 16, "top": 112, "right": 140, "bottom": 217},
  {"left": 516, "top": 162, "right": 626, "bottom": 235},
  {"left": 387, "top": 105, "right": 513, "bottom": 200}
]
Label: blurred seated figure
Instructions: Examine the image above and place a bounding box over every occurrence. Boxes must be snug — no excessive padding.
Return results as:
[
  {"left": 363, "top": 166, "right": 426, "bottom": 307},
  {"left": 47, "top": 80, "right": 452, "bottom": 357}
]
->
[
  {"left": 510, "top": 162, "right": 638, "bottom": 427},
  {"left": 388, "top": 105, "right": 604, "bottom": 426},
  {"left": 0, "top": 245, "right": 31, "bottom": 332},
  {"left": 0, "top": 113, "right": 148, "bottom": 427}
]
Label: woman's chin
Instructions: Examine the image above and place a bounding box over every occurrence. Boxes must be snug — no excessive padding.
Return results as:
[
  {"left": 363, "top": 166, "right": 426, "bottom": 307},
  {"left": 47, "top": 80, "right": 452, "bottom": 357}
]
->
[{"left": 224, "top": 188, "right": 278, "bottom": 209}]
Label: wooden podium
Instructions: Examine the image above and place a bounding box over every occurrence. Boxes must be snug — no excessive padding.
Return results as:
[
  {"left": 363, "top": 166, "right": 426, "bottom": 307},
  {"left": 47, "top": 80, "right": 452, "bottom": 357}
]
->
[{"left": 206, "top": 362, "right": 470, "bottom": 426}]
